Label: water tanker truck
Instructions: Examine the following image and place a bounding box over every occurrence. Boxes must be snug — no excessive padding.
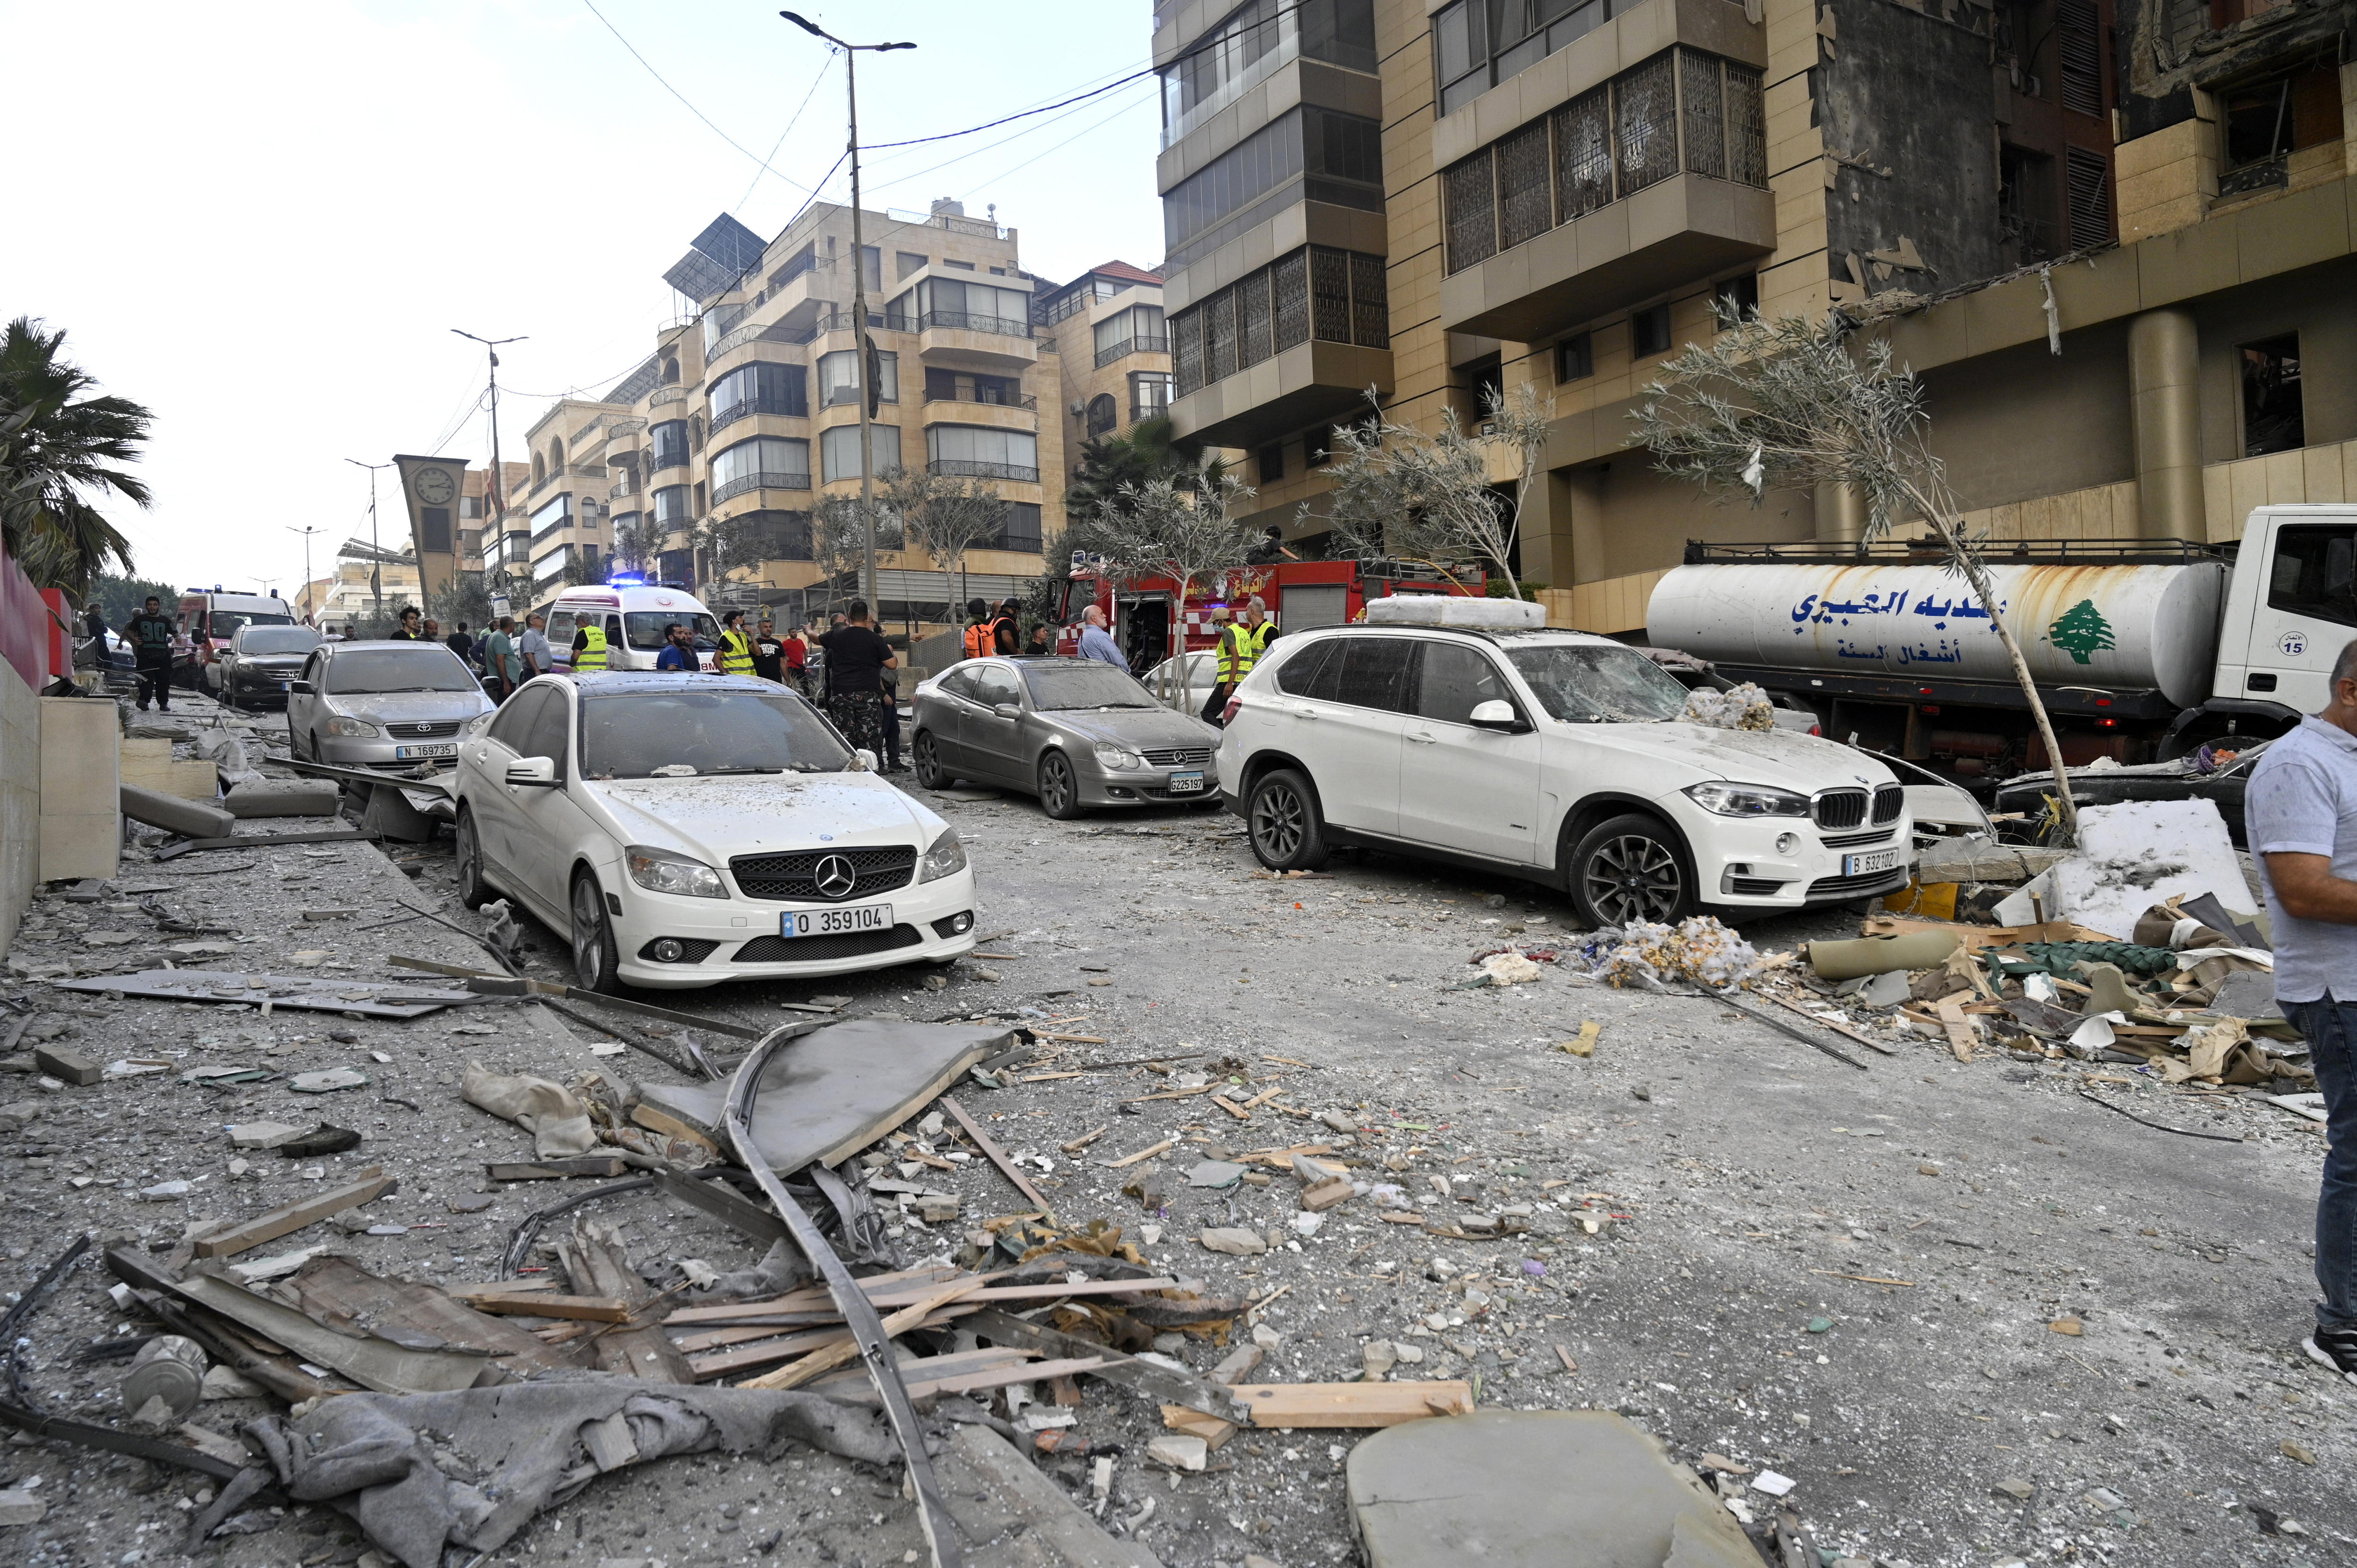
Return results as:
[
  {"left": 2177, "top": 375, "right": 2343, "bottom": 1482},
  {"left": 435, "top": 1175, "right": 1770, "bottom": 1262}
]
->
[{"left": 1646, "top": 506, "right": 2357, "bottom": 782}]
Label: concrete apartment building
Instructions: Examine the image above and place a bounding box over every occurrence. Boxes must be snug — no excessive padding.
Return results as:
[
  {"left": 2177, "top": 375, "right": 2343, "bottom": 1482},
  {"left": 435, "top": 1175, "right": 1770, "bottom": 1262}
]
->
[
  {"left": 1032, "top": 260, "right": 1176, "bottom": 470},
  {"left": 1155, "top": 0, "right": 2357, "bottom": 633},
  {"left": 503, "top": 203, "right": 1061, "bottom": 627}
]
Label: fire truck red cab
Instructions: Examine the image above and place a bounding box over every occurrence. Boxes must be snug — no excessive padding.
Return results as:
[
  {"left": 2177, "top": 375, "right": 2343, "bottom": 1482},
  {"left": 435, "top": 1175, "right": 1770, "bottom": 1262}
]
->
[{"left": 1053, "top": 558, "right": 1485, "bottom": 671}]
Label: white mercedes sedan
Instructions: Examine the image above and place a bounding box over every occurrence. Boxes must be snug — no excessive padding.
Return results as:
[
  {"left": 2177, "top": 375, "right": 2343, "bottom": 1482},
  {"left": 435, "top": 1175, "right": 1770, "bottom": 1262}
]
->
[{"left": 452, "top": 672, "right": 977, "bottom": 991}]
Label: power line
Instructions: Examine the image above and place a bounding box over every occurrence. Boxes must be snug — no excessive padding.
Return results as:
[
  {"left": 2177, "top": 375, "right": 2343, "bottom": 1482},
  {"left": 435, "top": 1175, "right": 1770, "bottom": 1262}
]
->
[
  {"left": 580, "top": 0, "right": 817, "bottom": 194},
  {"left": 738, "top": 57, "right": 836, "bottom": 211}
]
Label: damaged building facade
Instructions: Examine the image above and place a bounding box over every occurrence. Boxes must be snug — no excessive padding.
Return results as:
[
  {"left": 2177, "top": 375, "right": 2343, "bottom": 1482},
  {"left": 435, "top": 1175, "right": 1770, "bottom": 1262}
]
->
[{"left": 1157, "top": 0, "right": 2357, "bottom": 646}]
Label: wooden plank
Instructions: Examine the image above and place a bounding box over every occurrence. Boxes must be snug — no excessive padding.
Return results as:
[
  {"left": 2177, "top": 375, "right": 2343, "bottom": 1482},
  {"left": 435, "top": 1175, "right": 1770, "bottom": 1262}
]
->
[
  {"left": 652, "top": 1169, "right": 789, "bottom": 1245},
  {"left": 470, "top": 1292, "right": 634, "bottom": 1322},
  {"left": 941, "top": 1094, "right": 1055, "bottom": 1220},
  {"left": 1058, "top": 1124, "right": 1110, "bottom": 1154},
  {"left": 1102, "top": 1139, "right": 1173, "bottom": 1168},
  {"left": 820, "top": 1354, "right": 1105, "bottom": 1405},
  {"left": 742, "top": 1283, "right": 981, "bottom": 1390},
  {"left": 1757, "top": 991, "right": 1900, "bottom": 1057},
  {"left": 1161, "top": 1406, "right": 1239, "bottom": 1448},
  {"left": 486, "top": 1157, "right": 631, "bottom": 1180},
  {"left": 1122, "top": 1086, "right": 1215, "bottom": 1104},
  {"left": 964, "top": 1306, "right": 1253, "bottom": 1424},
  {"left": 665, "top": 1276, "right": 1179, "bottom": 1327},
  {"left": 193, "top": 1168, "right": 391, "bottom": 1259},
  {"left": 1228, "top": 1381, "right": 1475, "bottom": 1428},
  {"left": 1935, "top": 994, "right": 1977, "bottom": 1063},
  {"left": 1210, "top": 1094, "right": 1252, "bottom": 1121},
  {"left": 678, "top": 1306, "right": 981, "bottom": 1372},
  {"left": 665, "top": 1268, "right": 984, "bottom": 1325}
]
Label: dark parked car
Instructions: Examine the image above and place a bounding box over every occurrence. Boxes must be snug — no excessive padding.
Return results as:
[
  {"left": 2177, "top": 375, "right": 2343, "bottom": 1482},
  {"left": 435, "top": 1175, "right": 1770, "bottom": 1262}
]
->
[
  {"left": 214, "top": 623, "right": 323, "bottom": 709},
  {"left": 909, "top": 657, "right": 1224, "bottom": 817},
  {"left": 1993, "top": 739, "right": 2270, "bottom": 843}
]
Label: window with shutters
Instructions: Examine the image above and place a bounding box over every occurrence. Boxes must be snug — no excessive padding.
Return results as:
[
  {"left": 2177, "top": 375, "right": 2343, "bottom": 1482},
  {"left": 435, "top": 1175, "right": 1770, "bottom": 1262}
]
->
[
  {"left": 1204, "top": 290, "right": 1237, "bottom": 384},
  {"left": 1165, "top": 246, "right": 1387, "bottom": 396},
  {"left": 1443, "top": 152, "right": 1499, "bottom": 273},
  {"left": 1349, "top": 254, "right": 1389, "bottom": 349},
  {"left": 2056, "top": 0, "right": 2102, "bottom": 116},
  {"left": 1172, "top": 308, "right": 1205, "bottom": 398},
  {"left": 1680, "top": 50, "right": 1726, "bottom": 180},
  {"left": 1615, "top": 53, "right": 1679, "bottom": 195},
  {"left": 1498, "top": 119, "right": 1554, "bottom": 248},
  {"left": 1273, "top": 251, "right": 1310, "bottom": 351},
  {"left": 2064, "top": 146, "right": 2111, "bottom": 250},
  {"left": 1238, "top": 272, "right": 1274, "bottom": 369},
  {"left": 2241, "top": 336, "right": 2304, "bottom": 457},
  {"left": 1310, "top": 248, "right": 1353, "bottom": 345},
  {"left": 1555, "top": 88, "right": 1615, "bottom": 219}
]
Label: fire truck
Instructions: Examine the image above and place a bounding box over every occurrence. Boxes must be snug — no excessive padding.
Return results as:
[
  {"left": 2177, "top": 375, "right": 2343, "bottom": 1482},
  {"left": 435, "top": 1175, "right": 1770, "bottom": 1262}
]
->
[{"left": 1052, "top": 557, "right": 1487, "bottom": 670}]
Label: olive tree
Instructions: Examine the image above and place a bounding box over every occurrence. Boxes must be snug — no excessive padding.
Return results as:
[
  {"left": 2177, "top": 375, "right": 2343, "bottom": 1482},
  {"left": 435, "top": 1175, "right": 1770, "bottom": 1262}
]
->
[
  {"left": 1104, "top": 463, "right": 1259, "bottom": 711},
  {"left": 1630, "top": 306, "right": 2079, "bottom": 840},
  {"left": 809, "top": 491, "right": 901, "bottom": 617},
  {"left": 1322, "top": 384, "right": 1550, "bottom": 598},
  {"left": 881, "top": 465, "right": 1008, "bottom": 624}
]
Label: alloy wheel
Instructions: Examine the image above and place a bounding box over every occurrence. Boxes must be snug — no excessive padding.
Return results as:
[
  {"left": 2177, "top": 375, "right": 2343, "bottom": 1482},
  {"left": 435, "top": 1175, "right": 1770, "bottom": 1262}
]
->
[
  {"left": 570, "top": 877, "right": 607, "bottom": 989},
  {"left": 1040, "top": 752, "right": 1075, "bottom": 817},
  {"left": 1252, "top": 781, "right": 1304, "bottom": 862},
  {"left": 1582, "top": 834, "right": 1684, "bottom": 925}
]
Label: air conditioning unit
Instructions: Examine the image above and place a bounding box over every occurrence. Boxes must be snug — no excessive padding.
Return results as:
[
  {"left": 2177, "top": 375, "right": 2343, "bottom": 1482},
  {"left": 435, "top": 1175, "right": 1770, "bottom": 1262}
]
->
[{"left": 1069, "top": 401, "right": 1088, "bottom": 417}]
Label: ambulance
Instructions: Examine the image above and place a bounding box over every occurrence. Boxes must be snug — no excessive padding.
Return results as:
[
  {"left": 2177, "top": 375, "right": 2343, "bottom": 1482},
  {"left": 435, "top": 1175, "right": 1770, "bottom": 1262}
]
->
[{"left": 543, "top": 578, "right": 721, "bottom": 674}]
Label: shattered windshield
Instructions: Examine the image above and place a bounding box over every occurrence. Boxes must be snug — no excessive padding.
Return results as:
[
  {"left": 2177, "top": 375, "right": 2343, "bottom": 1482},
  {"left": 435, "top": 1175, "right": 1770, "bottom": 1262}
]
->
[
  {"left": 323, "top": 647, "right": 479, "bottom": 694},
  {"left": 1022, "top": 662, "right": 1158, "bottom": 710},
  {"left": 1505, "top": 644, "right": 1690, "bottom": 724},
  {"left": 582, "top": 690, "right": 850, "bottom": 778}
]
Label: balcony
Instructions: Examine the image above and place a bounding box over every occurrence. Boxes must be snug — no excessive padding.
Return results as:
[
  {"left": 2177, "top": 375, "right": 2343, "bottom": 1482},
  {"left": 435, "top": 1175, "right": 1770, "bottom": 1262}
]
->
[
  {"left": 1168, "top": 338, "right": 1392, "bottom": 449},
  {"left": 1095, "top": 336, "right": 1170, "bottom": 369},
  {"left": 709, "top": 396, "right": 812, "bottom": 437},
  {"left": 1437, "top": 171, "right": 1773, "bottom": 341},
  {"left": 648, "top": 452, "right": 692, "bottom": 476},
  {"left": 918, "top": 310, "right": 1031, "bottom": 339},
  {"left": 927, "top": 459, "right": 1039, "bottom": 483},
  {"left": 923, "top": 389, "right": 1038, "bottom": 412},
  {"left": 610, "top": 480, "right": 638, "bottom": 499},
  {"left": 1131, "top": 402, "right": 1171, "bottom": 424},
  {"left": 711, "top": 471, "right": 813, "bottom": 506}
]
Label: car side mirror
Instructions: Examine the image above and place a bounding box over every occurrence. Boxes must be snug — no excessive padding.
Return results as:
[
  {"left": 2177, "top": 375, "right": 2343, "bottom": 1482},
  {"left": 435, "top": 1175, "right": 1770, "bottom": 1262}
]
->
[
  {"left": 288, "top": 680, "right": 314, "bottom": 695},
  {"left": 1469, "top": 699, "right": 1528, "bottom": 732},
  {"left": 993, "top": 702, "right": 1022, "bottom": 719},
  {"left": 505, "top": 756, "right": 561, "bottom": 788}
]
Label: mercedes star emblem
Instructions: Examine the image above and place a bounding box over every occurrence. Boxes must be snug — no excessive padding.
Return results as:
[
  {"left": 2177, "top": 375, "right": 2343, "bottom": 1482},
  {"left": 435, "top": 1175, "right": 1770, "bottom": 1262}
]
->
[{"left": 812, "top": 854, "right": 857, "bottom": 899}]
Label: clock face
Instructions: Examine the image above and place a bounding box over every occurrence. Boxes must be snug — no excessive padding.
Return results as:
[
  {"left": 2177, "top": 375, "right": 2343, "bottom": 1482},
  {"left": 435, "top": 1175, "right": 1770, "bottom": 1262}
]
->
[{"left": 415, "top": 468, "right": 456, "bottom": 505}]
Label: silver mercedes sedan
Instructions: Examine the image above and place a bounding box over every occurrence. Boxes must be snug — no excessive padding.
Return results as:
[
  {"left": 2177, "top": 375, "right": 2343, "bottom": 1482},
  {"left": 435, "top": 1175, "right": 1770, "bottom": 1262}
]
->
[{"left": 910, "top": 657, "right": 1224, "bottom": 817}]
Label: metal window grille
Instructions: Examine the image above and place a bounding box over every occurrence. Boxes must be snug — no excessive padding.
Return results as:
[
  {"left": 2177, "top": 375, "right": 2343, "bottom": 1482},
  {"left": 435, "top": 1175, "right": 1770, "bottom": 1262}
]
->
[
  {"left": 2065, "top": 147, "right": 2111, "bottom": 250},
  {"left": 2057, "top": 0, "right": 2103, "bottom": 117},
  {"left": 1615, "top": 53, "right": 1679, "bottom": 195},
  {"left": 1554, "top": 87, "right": 1614, "bottom": 219},
  {"left": 1724, "top": 65, "right": 1766, "bottom": 186},
  {"left": 1349, "top": 252, "right": 1389, "bottom": 348},
  {"left": 1442, "top": 151, "right": 1499, "bottom": 273},
  {"left": 1680, "top": 50, "right": 1726, "bottom": 181},
  {"left": 1238, "top": 270, "right": 1274, "bottom": 369},
  {"left": 1498, "top": 118, "right": 1554, "bottom": 248},
  {"left": 1272, "top": 250, "right": 1310, "bottom": 350},
  {"left": 1173, "top": 307, "right": 1205, "bottom": 397},
  {"left": 1204, "top": 288, "right": 1238, "bottom": 383},
  {"left": 1310, "top": 247, "right": 1353, "bottom": 342}
]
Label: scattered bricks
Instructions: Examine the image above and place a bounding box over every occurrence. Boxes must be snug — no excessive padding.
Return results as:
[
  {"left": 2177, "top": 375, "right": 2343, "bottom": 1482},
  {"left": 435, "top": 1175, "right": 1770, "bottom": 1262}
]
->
[
  {"left": 915, "top": 1195, "right": 961, "bottom": 1224},
  {"left": 1211, "top": 1344, "right": 1265, "bottom": 1385},
  {"left": 1198, "top": 1227, "right": 1268, "bottom": 1256},
  {"left": 33, "top": 1046, "right": 101, "bottom": 1087},
  {"left": 1301, "top": 1177, "right": 1354, "bottom": 1212},
  {"left": 1146, "top": 1433, "right": 1208, "bottom": 1472},
  {"left": 227, "top": 1122, "right": 306, "bottom": 1150}
]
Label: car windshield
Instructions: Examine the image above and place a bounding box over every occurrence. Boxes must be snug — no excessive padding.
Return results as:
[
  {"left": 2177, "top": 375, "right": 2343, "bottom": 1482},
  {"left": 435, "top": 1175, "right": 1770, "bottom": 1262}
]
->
[
  {"left": 323, "top": 647, "right": 480, "bottom": 694},
  {"left": 623, "top": 611, "right": 720, "bottom": 651},
  {"left": 239, "top": 627, "right": 320, "bottom": 655},
  {"left": 208, "top": 611, "right": 292, "bottom": 639},
  {"left": 1506, "top": 644, "right": 1690, "bottom": 723},
  {"left": 1023, "top": 662, "right": 1158, "bottom": 710},
  {"left": 581, "top": 690, "right": 851, "bottom": 778}
]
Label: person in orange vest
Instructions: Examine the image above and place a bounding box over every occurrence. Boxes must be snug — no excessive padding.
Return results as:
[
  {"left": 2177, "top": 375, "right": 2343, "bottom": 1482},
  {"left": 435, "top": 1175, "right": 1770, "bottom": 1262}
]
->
[{"left": 961, "top": 598, "right": 993, "bottom": 661}]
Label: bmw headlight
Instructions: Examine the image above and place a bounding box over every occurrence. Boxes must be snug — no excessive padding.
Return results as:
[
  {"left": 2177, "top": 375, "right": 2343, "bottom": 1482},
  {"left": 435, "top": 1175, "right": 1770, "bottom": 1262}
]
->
[
  {"left": 1092, "top": 741, "right": 1147, "bottom": 772},
  {"left": 918, "top": 827, "right": 967, "bottom": 883},
  {"left": 625, "top": 845, "right": 727, "bottom": 898},
  {"left": 323, "top": 715, "right": 381, "bottom": 738},
  {"left": 1684, "top": 781, "right": 1811, "bottom": 817}
]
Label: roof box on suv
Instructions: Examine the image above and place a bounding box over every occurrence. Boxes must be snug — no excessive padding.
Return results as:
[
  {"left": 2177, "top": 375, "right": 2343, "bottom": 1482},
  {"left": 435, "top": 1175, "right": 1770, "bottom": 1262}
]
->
[{"left": 1363, "top": 595, "right": 1547, "bottom": 630}]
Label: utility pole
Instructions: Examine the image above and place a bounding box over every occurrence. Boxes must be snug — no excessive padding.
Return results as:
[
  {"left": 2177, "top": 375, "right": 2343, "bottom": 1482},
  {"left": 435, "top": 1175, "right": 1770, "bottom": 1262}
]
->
[
  {"left": 782, "top": 10, "right": 914, "bottom": 616},
  {"left": 453, "top": 330, "right": 527, "bottom": 604},
  {"left": 287, "top": 525, "right": 325, "bottom": 625},
  {"left": 344, "top": 460, "right": 393, "bottom": 626}
]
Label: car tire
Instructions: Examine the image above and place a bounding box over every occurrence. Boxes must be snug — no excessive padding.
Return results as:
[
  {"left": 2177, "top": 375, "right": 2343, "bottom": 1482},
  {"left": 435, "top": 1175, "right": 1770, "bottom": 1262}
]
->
[
  {"left": 913, "top": 730, "right": 952, "bottom": 791},
  {"left": 1247, "top": 767, "right": 1328, "bottom": 872},
  {"left": 1567, "top": 813, "right": 1693, "bottom": 929},
  {"left": 569, "top": 869, "right": 625, "bottom": 995},
  {"left": 454, "top": 809, "right": 493, "bottom": 909},
  {"left": 1038, "top": 750, "right": 1084, "bottom": 819}
]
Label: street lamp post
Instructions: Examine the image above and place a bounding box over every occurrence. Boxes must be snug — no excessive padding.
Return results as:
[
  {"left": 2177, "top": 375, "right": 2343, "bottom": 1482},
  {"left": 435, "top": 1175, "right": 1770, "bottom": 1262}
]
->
[
  {"left": 287, "top": 525, "right": 325, "bottom": 625},
  {"left": 781, "top": 10, "right": 914, "bottom": 617},
  {"left": 343, "top": 459, "right": 393, "bottom": 625},
  {"left": 453, "top": 329, "right": 527, "bottom": 607}
]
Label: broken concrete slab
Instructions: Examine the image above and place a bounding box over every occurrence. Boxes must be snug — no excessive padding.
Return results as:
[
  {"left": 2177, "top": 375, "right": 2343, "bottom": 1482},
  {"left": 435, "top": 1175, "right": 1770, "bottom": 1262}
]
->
[
  {"left": 193, "top": 1166, "right": 393, "bottom": 1257},
  {"left": 634, "top": 1017, "right": 1007, "bottom": 1170},
  {"left": 227, "top": 1121, "right": 306, "bottom": 1150},
  {"left": 934, "top": 1423, "right": 1171, "bottom": 1568},
  {"left": 53, "top": 968, "right": 490, "bottom": 1020},
  {"left": 1348, "top": 1410, "right": 1757, "bottom": 1568},
  {"left": 33, "top": 1045, "right": 101, "bottom": 1086},
  {"left": 223, "top": 778, "right": 341, "bottom": 818},
  {"left": 120, "top": 781, "right": 234, "bottom": 839},
  {"left": 1198, "top": 1227, "right": 1268, "bottom": 1257},
  {"left": 169, "top": 1270, "right": 490, "bottom": 1397}
]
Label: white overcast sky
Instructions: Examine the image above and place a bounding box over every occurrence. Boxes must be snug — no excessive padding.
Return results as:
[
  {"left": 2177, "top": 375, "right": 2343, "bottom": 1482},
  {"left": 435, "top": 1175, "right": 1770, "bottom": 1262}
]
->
[{"left": 1, "top": 0, "right": 1163, "bottom": 596}]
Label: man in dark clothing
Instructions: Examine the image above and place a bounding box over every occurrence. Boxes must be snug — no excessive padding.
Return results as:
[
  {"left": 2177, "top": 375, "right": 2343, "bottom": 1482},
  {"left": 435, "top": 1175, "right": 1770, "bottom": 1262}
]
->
[
  {"left": 751, "top": 615, "right": 784, "bottom": 684},
  {"left": 390, "top": 607, "right": 425, "bottom": 641},
  {"left": 1245, "top": 526, "right": 1298, "bottom": 565},
  {"left": 992, "top": 600, "right": 1021, "bottom": 656},
  {"left": 124, "top": 596, "right": 176, "bottom": 712},
  {"left": 654, "top": 623, "right": 698, "bottom": 672},
  {"left": 445, "top": 622, "right": 476, "bottom": 665},
  {"left": 818, "top": 600, "right": 896, "bottom": 762}
]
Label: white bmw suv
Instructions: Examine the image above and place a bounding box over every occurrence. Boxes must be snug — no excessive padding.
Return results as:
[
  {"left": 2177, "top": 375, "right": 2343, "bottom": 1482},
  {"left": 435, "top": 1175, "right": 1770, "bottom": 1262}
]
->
[
  {"left": 1215, "top": 609, "right": 1910, "bottom": 926},
  {"left": 453, "top": 673, "right": 978, "bottom": 991}
]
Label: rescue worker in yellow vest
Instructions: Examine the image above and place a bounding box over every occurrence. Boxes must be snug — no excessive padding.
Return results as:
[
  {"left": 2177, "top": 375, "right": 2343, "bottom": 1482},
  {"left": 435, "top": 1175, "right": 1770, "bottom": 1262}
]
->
[
  {"left": 1201, "top": 594, "right": 1272, "bottom": 726},
  {"left": 717, "top": 610, "right": 757, "bottom": 676},
  {"left": 570, "top": 617, "right": 610, "bottom": 674}
]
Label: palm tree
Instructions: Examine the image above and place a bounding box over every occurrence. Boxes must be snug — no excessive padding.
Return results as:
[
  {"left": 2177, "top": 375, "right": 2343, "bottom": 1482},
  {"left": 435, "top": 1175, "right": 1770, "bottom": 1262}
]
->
[{"left": 0, "top": 317, "right": 151, "bottom": 595}]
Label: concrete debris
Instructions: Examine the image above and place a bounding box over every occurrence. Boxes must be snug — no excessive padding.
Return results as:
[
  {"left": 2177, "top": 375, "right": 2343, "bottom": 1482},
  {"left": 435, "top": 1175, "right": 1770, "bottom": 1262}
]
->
[
  {"left": 1146, "top": 1432, "right": 1209, "bottom": 1471},
  {"left": 1198, "top": 1227, "right": 1269, "bottom": 1256}
]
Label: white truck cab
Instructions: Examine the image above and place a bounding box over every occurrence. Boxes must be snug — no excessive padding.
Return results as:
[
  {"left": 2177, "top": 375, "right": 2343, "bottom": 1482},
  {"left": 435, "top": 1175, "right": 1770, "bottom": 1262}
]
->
[{"left": 543, "top": 581, "right": 722, "bottom": 674}]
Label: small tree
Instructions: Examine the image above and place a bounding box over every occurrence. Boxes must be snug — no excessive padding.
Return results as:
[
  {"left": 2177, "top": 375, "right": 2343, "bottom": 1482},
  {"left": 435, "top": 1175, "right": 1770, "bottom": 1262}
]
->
[
  {"left": 1631, "top": 307, "right": 2081, "bottom": 840},
  {"left": 882, "top": 465, "right": 1008, "bottom": 624},
  {"left": 1322, "top": 384, "right": 1549, "bottom": 598},
  {"left": 428, "top": 570, "right": 494, "bottom": 632},
  {"left": 1104, "top": 463, "right": 1259, "bottom": 711},
  {"left": 808, "top": 491, "right": 902, "bottom": 617},
  {"left": 608, "top": 517, "right": 657, "bottom": 578}
]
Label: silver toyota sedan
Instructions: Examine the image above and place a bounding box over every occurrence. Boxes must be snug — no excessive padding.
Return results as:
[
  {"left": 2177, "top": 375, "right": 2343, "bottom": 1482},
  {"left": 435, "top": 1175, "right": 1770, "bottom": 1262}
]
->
[
  {"left": 910, "top": 657, "right": 1223, "bottom": 817},
  {"left": 287, "top": 639, "right": 494, "bottom": 771}
]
